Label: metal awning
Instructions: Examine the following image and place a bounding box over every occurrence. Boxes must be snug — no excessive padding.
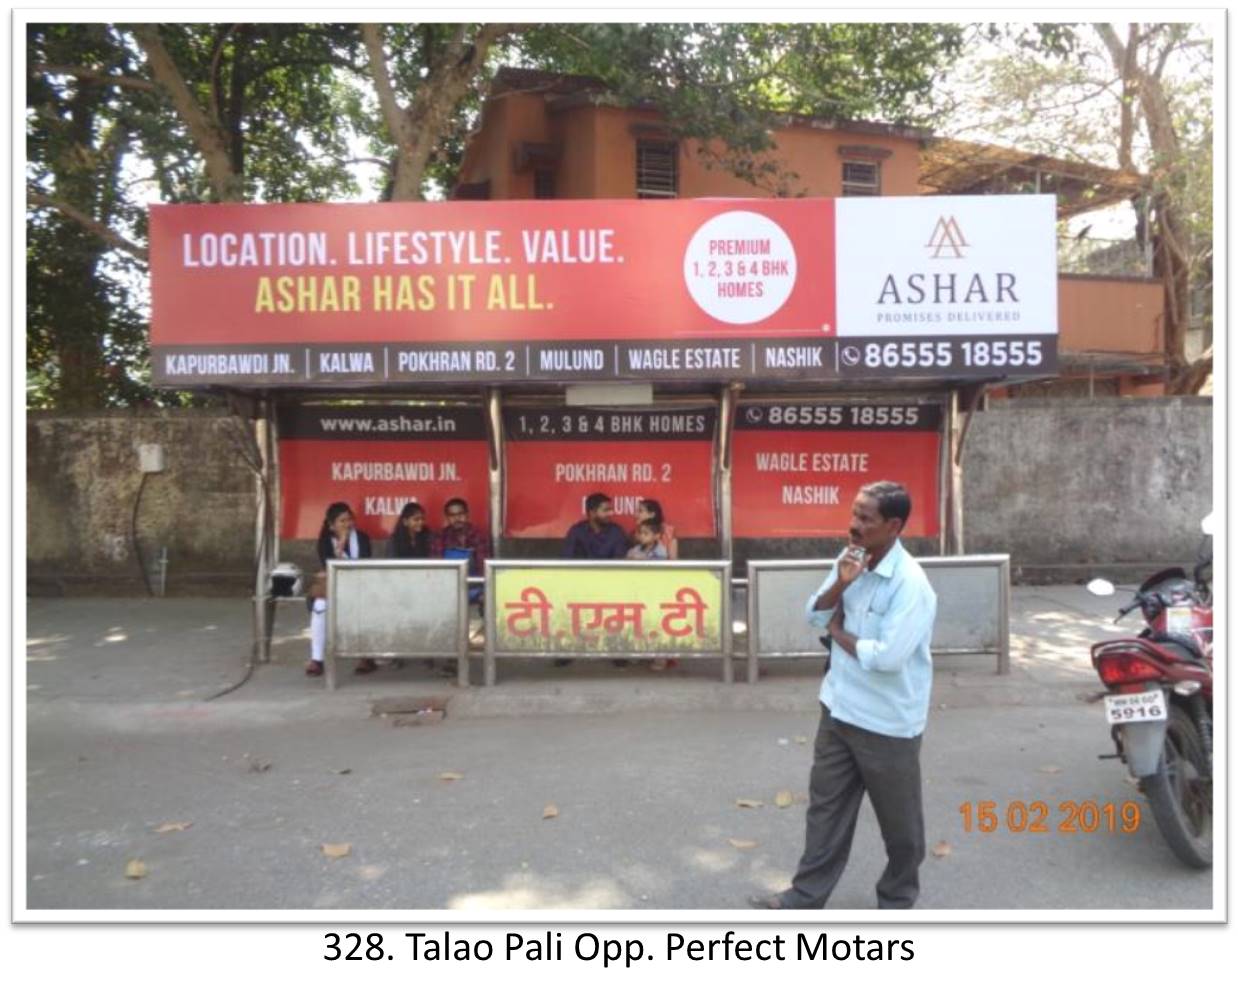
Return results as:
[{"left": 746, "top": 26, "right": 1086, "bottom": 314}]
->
[{"left": 919, "top": 138, "right": 1148, "bottom": 219}]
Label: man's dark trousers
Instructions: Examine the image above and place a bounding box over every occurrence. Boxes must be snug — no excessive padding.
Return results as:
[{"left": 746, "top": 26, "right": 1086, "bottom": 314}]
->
[{"left": 782, "top": 705, "right": 926, "bottom": 909}]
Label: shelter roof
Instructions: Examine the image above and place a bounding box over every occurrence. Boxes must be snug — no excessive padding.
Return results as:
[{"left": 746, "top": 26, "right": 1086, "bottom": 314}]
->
[{"left": 918, "top": 138, "right": 1148, "bottom": 218}]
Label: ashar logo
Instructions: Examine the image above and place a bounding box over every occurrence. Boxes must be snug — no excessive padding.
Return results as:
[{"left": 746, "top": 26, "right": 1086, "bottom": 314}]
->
[
  {"left": 925, "top": 216, "right": 968, "bottom": 259},
  {"left": 874, "top": 212, "right": 1016, "bottom": 306}
]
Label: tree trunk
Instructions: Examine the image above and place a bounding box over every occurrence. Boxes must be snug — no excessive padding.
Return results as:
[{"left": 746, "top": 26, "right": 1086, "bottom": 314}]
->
[
  {"left": 1096, "top": 23, "right": 1196, "bottom": 392},
  {"left": 365, "top": 23, "right": 513, "bottom": 201},
  {"left": 132, "top": 24, "right": 245, "bottom": 202}
]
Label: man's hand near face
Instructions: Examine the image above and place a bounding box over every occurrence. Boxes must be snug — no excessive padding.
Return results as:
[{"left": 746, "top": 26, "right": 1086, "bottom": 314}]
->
[
  {"left": 837, "top": 544, "right": 866, "bottom": 584},
  {"left": 813, "top": 545, "right": 866, "bottom": 612}
]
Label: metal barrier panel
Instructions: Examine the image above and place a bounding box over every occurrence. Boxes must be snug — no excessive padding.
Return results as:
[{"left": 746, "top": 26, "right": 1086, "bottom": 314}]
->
[
  {"left": 485, "top": 560, "right": 733, "bottom": 686},
  {"left": 746, "top": 555, "right": 1011, "bottom": 682},
  {"left": 326, "top": 560, "right": 469, "bottom": 691}
]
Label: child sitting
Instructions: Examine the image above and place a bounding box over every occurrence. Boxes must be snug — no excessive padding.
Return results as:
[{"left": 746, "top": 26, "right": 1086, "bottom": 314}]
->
[{"left": 627, "top": 517, "right": 669, "bottom": 560}]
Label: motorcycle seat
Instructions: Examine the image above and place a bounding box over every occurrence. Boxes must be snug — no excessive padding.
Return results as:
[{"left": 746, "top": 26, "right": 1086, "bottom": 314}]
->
[{"left": 1148, "top": 632, "right": 1204, "bottom": 662}]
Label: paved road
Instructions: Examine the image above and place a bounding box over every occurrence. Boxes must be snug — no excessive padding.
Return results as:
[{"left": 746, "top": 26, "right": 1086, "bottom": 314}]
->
[
  {"left": 26, "top": 698, "right": 1211, "bottom": 911},
  {"left": 23, "top": 594, "right": 1211, "bottom": 912}
]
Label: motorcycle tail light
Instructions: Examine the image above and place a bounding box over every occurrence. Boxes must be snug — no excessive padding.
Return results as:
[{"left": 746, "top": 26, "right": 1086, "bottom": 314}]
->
[{"left": 1095, "top": 652, "right": 1165, "bottom": 685}]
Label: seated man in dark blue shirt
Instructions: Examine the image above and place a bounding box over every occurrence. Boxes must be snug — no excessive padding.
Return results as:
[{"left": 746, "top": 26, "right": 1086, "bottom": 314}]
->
[
  {"left": 558, "top": 492, "right": 629, "bottom": 667},
  {"left": 562, "top": 492, "right": 629, "bottom": 560}
]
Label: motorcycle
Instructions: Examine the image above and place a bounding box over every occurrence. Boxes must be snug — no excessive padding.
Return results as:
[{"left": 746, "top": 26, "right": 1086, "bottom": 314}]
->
[{"left": 1086, "top": 514, "right": 1213, "bottom": 868}]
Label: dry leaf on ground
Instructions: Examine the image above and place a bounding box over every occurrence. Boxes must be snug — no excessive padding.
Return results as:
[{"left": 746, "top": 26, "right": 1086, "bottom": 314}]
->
[
  {"left": 793, "top": 736, "right": 809, "bottom": 745},
  {"left": 774, "top": 790, "right": 795, "bottom": 809},
  {"left": 735, "top": 798, "right": 765, "bottom": 809},
  {"left": 930, "top": 840, "right": 952, "bottom": 858},
  {"left": 727, "top": 838, "right": 759, "bottom": 850},
  {"left": 438, "top": 771, "right": 464, "bottom": 781},
  {"left": 542, "top": 804, "right": 559, "bottom": 820},
  {"left": 1038, "top": 764, "right": 1063, "bottom": 775},
  {"left": 124, "top": 859, "right": 148, "bottom": 879},
  {"left": 153, "top": 821, "right": 192, "bottom": 834},
  {"left": 321, "top": 842, "right": 352, "bottom": 859}
]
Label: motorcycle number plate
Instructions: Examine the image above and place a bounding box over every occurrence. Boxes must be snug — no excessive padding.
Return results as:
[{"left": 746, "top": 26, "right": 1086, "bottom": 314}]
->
[{"left": 1104, "top": 689, "right": 1167, "bottom": 725}]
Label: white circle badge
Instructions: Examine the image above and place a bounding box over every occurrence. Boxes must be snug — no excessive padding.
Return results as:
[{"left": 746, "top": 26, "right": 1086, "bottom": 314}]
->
[{"left": 682, "top": 210, "right": 797, "bottom": 324}]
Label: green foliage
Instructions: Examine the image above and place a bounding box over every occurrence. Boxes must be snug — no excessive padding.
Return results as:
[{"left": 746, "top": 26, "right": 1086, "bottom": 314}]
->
[
  {"left": 26, "top": 23, "right": 155, "bottom": 408},
  {"left": 27, "top": 21, "right": 968, "bottom": 407}
]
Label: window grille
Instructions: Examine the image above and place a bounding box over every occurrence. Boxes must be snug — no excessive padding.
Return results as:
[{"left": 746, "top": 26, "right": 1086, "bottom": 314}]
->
[
  {"left": 842, "top": 161, "right": 881, "bottom": 196},
  {"left": 636, "top": 140, "right": 678, "bottom": 198}
]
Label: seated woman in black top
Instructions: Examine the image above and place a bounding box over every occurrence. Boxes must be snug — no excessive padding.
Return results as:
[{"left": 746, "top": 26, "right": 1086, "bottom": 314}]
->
[
  {"left": 307, "top": 501, "right": 373, "bottom": 677},
  {"left": 386, "top": 501, "right": 431, "bottom": 558}
]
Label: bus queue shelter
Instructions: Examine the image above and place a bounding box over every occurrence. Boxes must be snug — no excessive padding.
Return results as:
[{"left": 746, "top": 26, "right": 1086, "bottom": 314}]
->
[{"left": 147, "top": 195, "right": 1059, "bottom": 677}]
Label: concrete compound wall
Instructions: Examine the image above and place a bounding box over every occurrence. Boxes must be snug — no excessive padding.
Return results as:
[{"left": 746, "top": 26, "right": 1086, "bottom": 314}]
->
[
  {"left": 27, "top": 411, "right": 258, "bottom": 594},
  {"left": 26, "top": 397, "right": 1212, "bottom": 593},
  {"left": 963, "top": 397, "right": 1213, "bottom": 581}
]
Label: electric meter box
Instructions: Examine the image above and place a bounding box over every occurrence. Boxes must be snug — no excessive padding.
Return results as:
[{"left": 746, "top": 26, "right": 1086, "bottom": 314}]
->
[{"left": 137, "top": 443, "right": 165, "bottom": 474}]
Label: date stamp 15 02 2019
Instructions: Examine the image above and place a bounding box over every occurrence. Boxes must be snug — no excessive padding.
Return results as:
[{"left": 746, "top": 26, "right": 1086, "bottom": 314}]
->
[{"left": 959, "top": 800, "right": 1142, "bottom": 835}]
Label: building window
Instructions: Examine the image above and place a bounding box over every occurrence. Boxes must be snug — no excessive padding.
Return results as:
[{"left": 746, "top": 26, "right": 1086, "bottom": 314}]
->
[
  {"left": 841, "top": 161, "right": 881, "bottom": 196},
  {"left": 533, "top": 169, "right": 555, "bottom": 199},
  {"left": 636, "top": 140, "right": 678, "bottom": 198}
]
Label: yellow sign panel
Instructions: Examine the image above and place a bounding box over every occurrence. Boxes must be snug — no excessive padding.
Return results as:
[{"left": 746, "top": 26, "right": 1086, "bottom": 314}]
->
[{"left": 494, "top": 567, "right": 724, "bottom": 654}]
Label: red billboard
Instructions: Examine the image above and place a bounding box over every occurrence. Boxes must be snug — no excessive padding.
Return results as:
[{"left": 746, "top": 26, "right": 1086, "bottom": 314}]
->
[
  {"left": 731, "top": 402, "right": 942, "bottom": 538},
  {"left": 277, "top": 405, "right": 489, "bottom": 540},
  {"left": 503, "top": 407, "right": 716, "bottom": 540},
  {"left": 150, "top": 199, "right": 835, "bottom": 386},
  {"left": 149, "top": 196, "right": 1059, "bottom": 387}
]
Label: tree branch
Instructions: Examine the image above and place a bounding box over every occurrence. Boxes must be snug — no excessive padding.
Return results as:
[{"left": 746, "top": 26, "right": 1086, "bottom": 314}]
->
[
  {"left": 209, "top": 24, "right": 238, "bottom": 137},
  {"left": 130, "top": 23, "right": 244, "bottom": 201},
  {"left": 361, "top": 23, "right": 409, "bottom": 148},
  {"left": 388, "top": 22, "right": 516, "bottom": 200},
  {"left": 30, "top": 64, "right": 158, "bottom": 92},
  {"left": 1170, "top": 344, "right": 1211, "bottom": 394},
  {"left": 27, "top": 188, "right": 148, "bottom": 262}
]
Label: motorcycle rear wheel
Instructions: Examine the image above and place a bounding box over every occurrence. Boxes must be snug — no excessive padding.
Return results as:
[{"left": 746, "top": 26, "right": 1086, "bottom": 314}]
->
[{"left": 1141, "top": 703, "right": 1212, "bottom": 869}]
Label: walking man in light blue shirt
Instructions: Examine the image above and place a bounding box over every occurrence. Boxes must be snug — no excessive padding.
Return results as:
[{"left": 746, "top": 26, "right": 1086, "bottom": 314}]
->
[{"left": 750, "top": 480, "right": 937, "bottom": 910}]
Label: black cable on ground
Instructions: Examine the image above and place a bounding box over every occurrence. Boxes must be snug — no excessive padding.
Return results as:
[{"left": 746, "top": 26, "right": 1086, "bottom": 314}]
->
[
  {"left": 131, "top": 472, "right": 154, "bottom": 596},
  {"left": 203, "top": 658, "right": 257, "bottom": 701}
]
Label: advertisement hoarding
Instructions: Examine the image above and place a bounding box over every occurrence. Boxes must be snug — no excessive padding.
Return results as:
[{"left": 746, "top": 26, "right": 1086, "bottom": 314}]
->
[
  {"left": 731, "top": 402, "right": 942, "bottom": 538},
  {"left": 149, "top": 196, "right": 1057, "bottom": 387},
  {"left": 277, "top": 405, "right": 489, "bottom": 540},
  {"left": 503, "top": 406, "right": 717, "bottom": 539}
]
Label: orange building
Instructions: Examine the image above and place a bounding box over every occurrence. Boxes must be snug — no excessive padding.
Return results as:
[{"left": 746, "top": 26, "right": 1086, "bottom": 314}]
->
[{"left": 454, "top": 68, "right": 1164, "bottom": 397}]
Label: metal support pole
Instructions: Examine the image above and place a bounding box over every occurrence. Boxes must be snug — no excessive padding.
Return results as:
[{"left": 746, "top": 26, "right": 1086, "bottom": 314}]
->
[
  {"left": 325, "top": 563, "right": 337, "bottom": 692},
  {"left": 269, "top": 399, "right": 281, "bottom": 567},
  {"left": 950, "top": 385, "right": 985, "bottom": 557},
  {"left": 483, "top": 562, "right": 497, "bottom": 687},
  {"left": 937, "top": 392, "right": 950, "bottom": 556},
  {"left": 718, "top": 382, "right": 741, "bottom": 563},
  {"left": 948, "top": 389, "right": 965, "bottom": 555},
  {"left": 251, "top": 398, "right": 274, "bottom": 665},
  {"left": 997, "top": 555, "right": 1012, "bottom": 676},
  {"left": 486, "top": 387, "right": 503, "bottom": 559},
  {"left": 746, "top": 562, "right": 759, "bottom": 684},
  {"left": 456, "top": 562, "right": 471, "bottom": 688}
]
